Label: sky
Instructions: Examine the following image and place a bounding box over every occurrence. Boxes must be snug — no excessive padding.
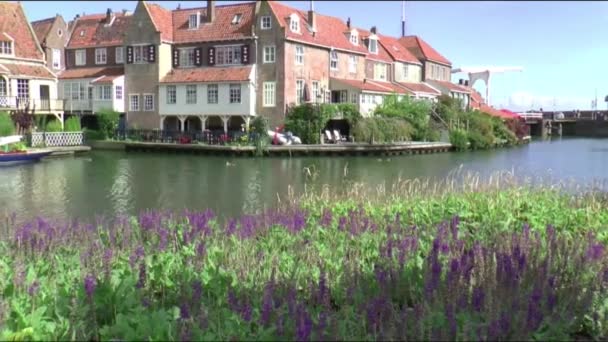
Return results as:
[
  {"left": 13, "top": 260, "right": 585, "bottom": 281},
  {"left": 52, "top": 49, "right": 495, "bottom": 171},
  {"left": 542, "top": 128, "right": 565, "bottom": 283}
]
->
[{"left": 22, "top": 0, "right": 608, "bottom": 111}]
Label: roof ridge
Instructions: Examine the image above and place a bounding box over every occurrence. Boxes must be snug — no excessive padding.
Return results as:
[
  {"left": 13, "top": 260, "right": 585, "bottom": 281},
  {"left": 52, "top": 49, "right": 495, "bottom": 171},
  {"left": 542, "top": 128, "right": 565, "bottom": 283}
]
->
[
  {"left": 31, "top": 17, "right": 56, "bottom": 24},
  {"left": 172, "top": 1, "right": 255, "bottom": 12}
]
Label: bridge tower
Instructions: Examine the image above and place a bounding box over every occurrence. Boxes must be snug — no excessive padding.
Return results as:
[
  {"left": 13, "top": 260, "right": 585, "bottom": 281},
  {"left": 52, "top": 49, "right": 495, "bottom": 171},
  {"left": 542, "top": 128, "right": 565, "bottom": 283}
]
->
[{"left": 451, "top": 66, "right": 523, "bottom": 107}]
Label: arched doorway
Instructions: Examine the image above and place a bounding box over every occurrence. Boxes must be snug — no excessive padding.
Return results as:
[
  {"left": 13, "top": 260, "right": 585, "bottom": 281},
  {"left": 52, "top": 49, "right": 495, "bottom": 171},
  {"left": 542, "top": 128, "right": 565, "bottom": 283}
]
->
[
  {"left": 184, "top": 117, "right": 201, "bottom": 132},
  {"left": 163, "top": 116, "right": 179, "bottom": 131}
]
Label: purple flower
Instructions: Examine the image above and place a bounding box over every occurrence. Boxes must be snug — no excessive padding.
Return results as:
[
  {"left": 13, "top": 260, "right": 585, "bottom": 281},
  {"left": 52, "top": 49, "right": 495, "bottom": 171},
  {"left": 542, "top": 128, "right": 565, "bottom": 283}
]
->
[
  {"left": 136, "top": 263, "right": 146, "bottom": 289},
  {"left": 180, "top": 302, "right": 191, "bottom": 320},
  {"left": 240, "top": 302, "right": 252, "bottom": 322},
  {"left": 260, "top": 281, "right": 274, "bottom": 327},
  {"left": 28, "top": 280, "right": 40, "bottom": 297},
  {"left": 103, "top": 248, "right": 113, "bottom": 279},
  {"left": 192, "top": 280, "right": 203, "bottom": 303},
  {"left": 586, "top": 243, "right": 605, "bottom": 261},
  {"left": 295, "top": 304, "right": 313, "bottom": 342},
  {"left": 84, "top": 275, "right": 96, "bottom": 299},
  {"left": 472, "top": 286, "right": 484, "bottom": 312}
]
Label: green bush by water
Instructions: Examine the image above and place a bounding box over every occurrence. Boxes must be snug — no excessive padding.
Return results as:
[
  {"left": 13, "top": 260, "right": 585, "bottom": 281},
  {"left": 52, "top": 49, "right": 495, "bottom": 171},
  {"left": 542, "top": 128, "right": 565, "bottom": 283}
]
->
[
  {"left": 44, "top": 120, "right": 62, "bottom": 132},
  {"left": 449, "top": 128, "right": 468, "bottom": 150},
  {"left": 0, "top": 111, "right": 15, "bottom": 137},
  {"left": 63, "top": 117, "right": 81, "bottom": 132},
  {"left": 97, "top": 109, "right": 120, "bottom": 139}
]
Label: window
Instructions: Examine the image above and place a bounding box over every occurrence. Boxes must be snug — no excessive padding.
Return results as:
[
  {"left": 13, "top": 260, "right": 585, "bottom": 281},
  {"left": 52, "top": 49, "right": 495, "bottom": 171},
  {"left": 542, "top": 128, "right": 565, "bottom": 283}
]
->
[
  {"left": 179, "top": 48, "right": 196, "bottom": 67},
  {"left": 351, "top": 92, "right": 358, "bottom": 104},
  {"left": 289, "top": 14, "right": 300, "bottom": 33},
  {"left": 295, "top": 45, "right": 304, "bottom": 65},
  {"left": 402, "top": 64, "right": 408, "bottom": 80},
  {"left": 369, "top": 38, "right": 378, "bottom": 54},
  {"left": 189, "top": 13, "right": 200, "bottom": 29},
  {"left": 261, "top": 16, "right": 272, "bottom": 29},
  {"left": 215, "top": 45, "right": 242, "bottom": 65},
  {"left": 115, "top": 85, "right": 123, "bottom": 100},
  {"left": 166, "top": 85, "right": 176, "bottom": 104},
  {"left": 186, "top": 85, "right": 197, "bottom": 104},
  {"left": 95, "top": 48, "right": 107, "bottom": 65},
  {"left": 98, "top": 85, "right": 112, "bottom": 100},
  {"left": 133, "top": 45, "right": 148, "bottom": 64},
  {"left": 207, "top": 84, "right": 218, "bottom": 104},
  {"left": 143, "top": 94, "right": 154, "bottom": 111},
  {"left": 296, "top": 79, "right": 304, "bottom": 105},
  {"left": 232, "top": 13, "right": 242, "bottom": 25},
  {"left": 52, "top": 49, "right": 61, "bottom": 69},
  {"left": 312, "top": 81, "right": 319, "bottom": 103},
  {"left": 115, "top": 47, "right": 124, "bottom": 64},
  {"left": 350, "top": 31, "right": 358, "bottom": 45},
  {"left": 330, "top": 51, "right": 338, "bottom": 70},
  {"left": 348, "top": 55, "right": 357, "bottom": 73},
  {"left": 57, "top": 29, "right": 63, "bottom": 37},
  {"left": 374, "top": 63, "right": 387, "bottom": 81},
  {"left": 0, "top": 41, "right": 12, "bottom": 55},
  {"left": 263, "top": 45, "right": 275, "bottom": 63},
  {"left": 0, "top": 78, "right": 7, "bottom": 96},
  {"left": 75, "top": 49, "right": 86, "bottom": 66},
  {"left": 17, "top": 79, "right": 28, "bottom": 99},
  {"left": 88, "top": 87, "right": 93, "bottom": 100},
  {"left": 70, "top": 83, "right": 80, "bottom": 100},
  {"left": 129, "top": 94, "right": 139, "bottom": 111},
  {"left": 263, "top": 81, "right": 275, "bottom": 107},
  {"left": 229, "top": 84, "right": 241, "bottom": 103}
]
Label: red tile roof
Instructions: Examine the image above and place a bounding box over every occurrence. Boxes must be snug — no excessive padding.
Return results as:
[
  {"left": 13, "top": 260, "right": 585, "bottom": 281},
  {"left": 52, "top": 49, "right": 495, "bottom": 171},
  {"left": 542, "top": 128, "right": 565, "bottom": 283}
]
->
[
  {"left": 145, "top": 3, "right": 173, "bottom": 43},
  {"left": 58, "top": 66, "right": 123, "bottom": 79},
  {"left": 160, "top": 66, "right": 252, "bottom": 83},
  {"left": 377, "top": 34, "right": 421, "bottom": 65},
  {"left": 0, "top": 2, "right": 44, "bottom": 60},
  {"left": 395, "top": 82, "right": 441, "bottom": 95},
  {"left": 172, "top": 3, "right": 255, "bottom": 43},
  {"left": 31, "top": 17, "right": 55, "bottom": 44},
  {"left": 0, "top": 63, "right": 55, "bottom": 79},
  {"left": 91, "top": 74, "right": 123, "bottom": 84},
  {"left": 67, "top": 12, "right": 131, "bottom": 48},
  {"left": 429, "top": 80, "right": 471, "bottom": 93},
  {"left": 268, "top": 1, "right": 368, "bottom": 55},
  {"left": 331, "top": 78, "right": 411, "bottom": 94},
  {"left": 356, "top": 29, "right": 393, "bottom": 63},
  {"left": 398, "top": 35, "right": 451, "bottom": 66},
  {"left": 469, "top": 88, "right": 485, "bottom": 109}
]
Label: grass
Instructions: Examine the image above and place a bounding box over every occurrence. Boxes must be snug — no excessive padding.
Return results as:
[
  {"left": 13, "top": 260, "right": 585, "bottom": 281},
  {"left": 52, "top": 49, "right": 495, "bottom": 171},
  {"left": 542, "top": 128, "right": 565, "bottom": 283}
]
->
[{"left": 1, "top": 173, "right": 608, "bottom": 341}]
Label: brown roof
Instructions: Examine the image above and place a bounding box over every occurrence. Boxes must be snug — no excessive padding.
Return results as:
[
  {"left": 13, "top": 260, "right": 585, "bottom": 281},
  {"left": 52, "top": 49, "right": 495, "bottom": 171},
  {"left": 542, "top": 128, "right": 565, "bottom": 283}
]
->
[
  {"left": 355, "top": 28, "right": 393, "bottom": 63},
  {"left": 67, "top": 12, "right": 131, "bottom": 48},
  {"left": 395, "top": 82, "right": 441, "bottom": 95},
  {"left": 398, "top": 36, "right": 451, "bottom": 66},
  {"left": 331, "top": 78, "right": 411, "bottom": 94},
  {"left": 172, "top": 2, "right": 255, "bottom": 43},
  {"left": 31, "top": 17, "right": 55, "bottom": 44},
  {"left": 58, "top": 66, "right": 123, "bottom": 79},
  {"left": 268, "top": 1, "right": 368, "bottom": 55},
  {"left": 145, "top": 3, "right": 173, "bottom": 43},
  {"left": 160, "top": 66, "right": 252, "bottom": 83},
  {"left": 0, "top": 2, "right": 44, "bottom": 60},
  {"left": 0, "top": 63, "right": 54, "bottom": 79}
]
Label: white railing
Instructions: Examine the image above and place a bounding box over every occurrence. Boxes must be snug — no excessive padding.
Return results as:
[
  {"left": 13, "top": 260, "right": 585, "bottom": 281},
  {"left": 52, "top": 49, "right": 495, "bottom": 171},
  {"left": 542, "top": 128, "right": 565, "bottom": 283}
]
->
[
  {"left": 30, "top": 132, "right": 84, "bottom": 147},
  {"left": 0, "top": 96, "right": 64, "bottom": 111}
]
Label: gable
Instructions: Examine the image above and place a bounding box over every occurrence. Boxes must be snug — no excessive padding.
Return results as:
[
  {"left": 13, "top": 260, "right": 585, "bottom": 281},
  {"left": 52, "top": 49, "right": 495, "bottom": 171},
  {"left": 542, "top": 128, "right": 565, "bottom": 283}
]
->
[{"left": 0, "top": 2, "right": 44, "bottom": 60}]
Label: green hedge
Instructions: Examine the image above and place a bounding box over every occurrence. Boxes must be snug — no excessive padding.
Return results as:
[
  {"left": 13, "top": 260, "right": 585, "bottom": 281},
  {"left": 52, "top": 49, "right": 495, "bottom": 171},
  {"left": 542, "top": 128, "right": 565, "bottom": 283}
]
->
[
  {"left": 64, "top": 117, "right": 82, "bottom": 132},
  {"left": 97, "top": 109, "right": 120, "bottom": 139},
  {"left": 45, "top": 120, "right": 63, "bottom": 132},
  {"left": 449, "top": 128, "right": 468, "bottom": 151},
  {"left": 352, "top": 117, "right": 413, "bottom": 143},
  {"left": 0, "top": 111, "right": 14, "bottom": 137}
]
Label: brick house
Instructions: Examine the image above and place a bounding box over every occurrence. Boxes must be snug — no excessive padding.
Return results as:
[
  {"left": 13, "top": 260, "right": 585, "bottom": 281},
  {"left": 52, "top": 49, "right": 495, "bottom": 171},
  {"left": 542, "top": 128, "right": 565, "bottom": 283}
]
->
[
  {"left": 124, "top": 1, "right": 257, "bottom": 132},
  {"left": 58, "top": 9, "right": 130, "bottom": 117},
  {"left": 31, "top": 15, "right": 70, "bottom": 72},
  {"left": 0, "top": 2, "right": 63, "bottom": 123}
]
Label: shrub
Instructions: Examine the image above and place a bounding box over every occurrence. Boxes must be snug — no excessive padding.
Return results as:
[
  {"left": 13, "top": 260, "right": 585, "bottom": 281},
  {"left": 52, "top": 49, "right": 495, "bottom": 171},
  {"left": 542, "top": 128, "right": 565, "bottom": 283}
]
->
[
  {"left": 468, "top": 130, "right": 494, "bottom": 149},
  {"left": 9, "top": 106, "right": 35, "bottom": 134},
  {"left": 64, "top": 116, "right": 82, "bottom": 132},
  {"left": 83, "top": 128, "right": 105, "bottom": 141},
  {"left": 374, "top": 94, "right": 435, "bottom": 141},
  {"left": 0, "top": 111, "right": 15, "bottom": 137},
  {"left": 250, "top": 116, "right": 270, "bottom": 156},
  {"left": 449, "top": 128, "right": 469, "bottom": 150},
  {"left": 97, "top": 109, "right": 120, "bottom": 139},
  {"left": 352, "top": 117, "right": 412, "bottom": 143},
  {"left": 45, "top": 120, "right": 63, "bottom": 132}
]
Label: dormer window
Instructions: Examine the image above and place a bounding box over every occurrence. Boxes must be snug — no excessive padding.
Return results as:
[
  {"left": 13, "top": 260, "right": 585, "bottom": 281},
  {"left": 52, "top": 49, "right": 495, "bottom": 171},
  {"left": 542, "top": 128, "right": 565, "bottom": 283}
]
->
[
  {"left": 289, "top": 14, "right": 300, "bottom": 33},
  {"left": 189, "top": 12, "right": 200, "bottom": 29},
  {"left": 349, "top": 30, "right": 358, "bottom": 45},
  {"left": 232, "top": 13, "right": 242, "bottom": 25},
  {"left": 79, "top": 30, "right": 85, "bottom": 37},
  {"left": 368, "top": 36, "right": 378, "bottom": 54},
  {"left": 0, "top": 41, "right": 13, "bottom": 55}
]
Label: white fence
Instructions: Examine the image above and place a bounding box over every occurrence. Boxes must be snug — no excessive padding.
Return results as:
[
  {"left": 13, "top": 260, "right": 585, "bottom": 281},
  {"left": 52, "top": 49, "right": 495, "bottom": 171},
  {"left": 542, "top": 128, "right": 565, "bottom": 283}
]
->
[{"left": 30, "top": 132, "right": 84, "bottom": 147}]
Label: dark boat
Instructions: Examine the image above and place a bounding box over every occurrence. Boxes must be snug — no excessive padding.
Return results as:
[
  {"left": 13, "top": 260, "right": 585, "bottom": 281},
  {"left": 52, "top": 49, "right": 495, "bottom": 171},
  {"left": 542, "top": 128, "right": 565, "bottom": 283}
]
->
[{"left": 0, "top": 150, "right": 53, "bottom": 165}]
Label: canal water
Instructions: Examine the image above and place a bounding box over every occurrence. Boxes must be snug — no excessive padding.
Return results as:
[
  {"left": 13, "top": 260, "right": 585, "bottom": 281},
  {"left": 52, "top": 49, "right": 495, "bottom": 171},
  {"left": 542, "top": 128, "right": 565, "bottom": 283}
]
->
[{"left": 1, "top": 137, "right": 608, "bottom": 223}]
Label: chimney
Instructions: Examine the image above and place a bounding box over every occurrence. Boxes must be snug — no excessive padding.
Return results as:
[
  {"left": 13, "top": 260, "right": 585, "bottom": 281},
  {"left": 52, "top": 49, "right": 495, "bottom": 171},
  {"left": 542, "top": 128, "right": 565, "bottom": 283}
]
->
[
  {"left": 106, "top": 8, "right": 113, "bottom": 22},
  {"left": 74, "top": 14, "right": 80, "bottom": 20},
  {"left": 401, "top": 0, "right": 406, "bottom": 37},
  {"left": 346, "top": 17, "right": 351, "bottom": 29},
  {"left": 207, "top": 0, "right": 215, "bottom": 23},
  {"left": 458, "top": 79, "right": 463, "bottom": 85},
  {"left": 308, "top": 1, "right": 316, "bottom": 32},
  {"left": 370, "top": 26, "right": 377, "bottom": 34},
  {"left": 464, "top": 80, "right": 469, "bottom": 86}
]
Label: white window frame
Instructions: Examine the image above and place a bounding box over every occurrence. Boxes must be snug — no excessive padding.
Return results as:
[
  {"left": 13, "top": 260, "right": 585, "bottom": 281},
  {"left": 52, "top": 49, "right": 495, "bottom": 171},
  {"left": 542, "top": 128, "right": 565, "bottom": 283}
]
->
[
  {"left": 402, "top": 64, "right": 408, "bottom": 80},
  {"left": 375, "top": 63, "right": 387, "bottom": 81},
  {"left": 263, "top": 45, "right": 275, "bottom": 63},
  {"left": 229, "top": 84, "right": 241, "bottom": 104},
  {"left": 295, "top": 45, "right": 304, "bottom": 65},
  {"left": 296, "top": 79, "right": 304, "bottom": 105},
  {"left": 186, "top": 84, "right": 197, "bottom": 104},
  {"left": 369, "top": 38, "right": 378, "bottom": 54},
  {"left": 232, "top": 14, "right": 243, "bottom": 25},
  {"left": 0, "top": 41, "right": 13, "bottom": 56},
  {"left": 263, "top": 81, "right": 275, "bottom": 107},
  {"left": 75, "top": 49, "right": 86, "bottom": 66},
  {"left": 289, "top": 14, "right": 300, "bottom": 33},
  {"left": 312, "top": 81, "right": 320, "bottom": 103},
  {"left": 330, "top": 50, "right": 338, "bottom": 70},
  {"left": 115, "top": 85, "right": 123, "bottom": 100},
  {"left": 129, "top": 94, "right": 140, "bottom": 111},
  {"left": 179, "top": 47, "right": 196, "bottom": 68},
  {"left": 189, "top": 13, "right": 200, "bottom": 29},
  {"left": 350, "top": 31, "right": 358, "bottom": 45},
  {"left": 166, "top": 85, "right": 176, "bottom": 104},
  {"left": 215, "top": 45, "right": 242, "bottom": 66},
  {"left": 133, "top": 45, "right": 148, "bottom": 64},
  {"left": 351, "top": 92, "right": 358, "bottom": 104},
  {"left": 115, "top": 46, "right": 124, "bottom": 64},
  {"left": 0, "top": 77, "right": 6, "bottom": 96},
  {"left": 349, "top": 55, "right": 357, "bottom": 73},
  {"left": 52, "top": 48, "right": 61, "bottom": 69},
  {"left": 143, "top": 94, "right": 154, "bottom": 111},
  {"left": 207, "top": 84, "right": 218, "bottom": 104},
  {"left": 261, "top": 16, "right": 272, "bottom": 30},
  {"left": 97, "top": 85, "right": 112, "bottom": 100},
  {"left": 95, "top": 48, "right": 107, "bottom": 65},
  {"left": 17, "top": 79, "right": 29, "bottom": 99}
]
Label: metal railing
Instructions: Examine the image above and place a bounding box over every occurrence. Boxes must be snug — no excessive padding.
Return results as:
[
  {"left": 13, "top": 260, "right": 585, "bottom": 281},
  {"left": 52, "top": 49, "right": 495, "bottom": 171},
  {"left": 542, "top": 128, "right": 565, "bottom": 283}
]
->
[
  {"left": 0, "top": 96, "right": 64, "bottom": 111},
  {"left": 113, "top": 129, "right": 259, "bottom": 145}
]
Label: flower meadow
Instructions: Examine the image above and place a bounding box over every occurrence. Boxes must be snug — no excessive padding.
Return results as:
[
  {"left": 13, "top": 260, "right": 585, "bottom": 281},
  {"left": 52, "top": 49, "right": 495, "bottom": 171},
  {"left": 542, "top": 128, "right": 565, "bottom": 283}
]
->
[{"left": 1, "top": 187, "right": 608, "bottom": 341}]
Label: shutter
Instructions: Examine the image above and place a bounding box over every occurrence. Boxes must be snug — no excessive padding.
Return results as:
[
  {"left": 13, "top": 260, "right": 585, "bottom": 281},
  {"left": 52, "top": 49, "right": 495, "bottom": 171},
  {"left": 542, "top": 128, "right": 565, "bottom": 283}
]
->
[
  {"left": 194, "top": 47, "right": 202, "bottom": 66},
  {"left": 172, "top": 48, "right": 179, "bottom": 68},
  {"left": 148, "top": 45, "right": 156, "bottom": 63},
  {"left": 241, "top": 44, "right": 249, "bottom": 64},
  {"left": 208, "top": 47, "right": 215, "bottom": 66},
  {"left": 126, "top": 46, "right": 133, "bottom": 64}
]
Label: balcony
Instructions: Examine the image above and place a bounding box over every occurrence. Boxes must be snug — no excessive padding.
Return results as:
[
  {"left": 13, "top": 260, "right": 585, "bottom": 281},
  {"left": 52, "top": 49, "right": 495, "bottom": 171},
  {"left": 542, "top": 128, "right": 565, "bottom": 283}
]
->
[
  {"left": 63, "top": 99, "right": 93, "bottom": 112},
  {"left": 0, "top": 96, "right": 64, "bottom": 112}
]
